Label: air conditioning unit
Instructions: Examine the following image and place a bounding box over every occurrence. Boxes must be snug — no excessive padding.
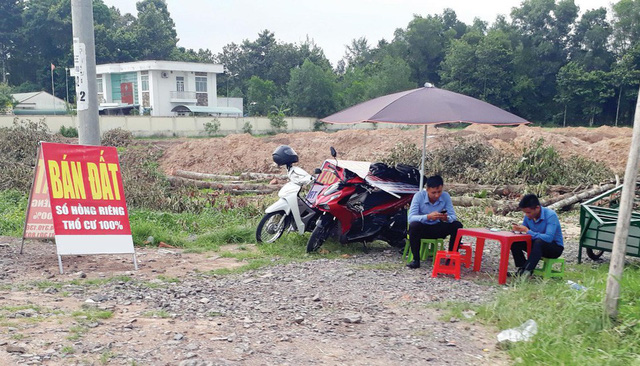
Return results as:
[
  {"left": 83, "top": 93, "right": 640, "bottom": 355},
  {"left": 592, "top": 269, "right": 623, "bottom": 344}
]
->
[{"left": 161, "top": 71, "right": 169, "bottom": 78}]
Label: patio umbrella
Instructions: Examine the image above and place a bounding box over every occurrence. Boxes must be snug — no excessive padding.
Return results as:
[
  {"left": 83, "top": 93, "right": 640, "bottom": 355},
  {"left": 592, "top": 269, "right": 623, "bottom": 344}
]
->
[{"left": 321, "top": 83, "right": 530, "bottom": 187}]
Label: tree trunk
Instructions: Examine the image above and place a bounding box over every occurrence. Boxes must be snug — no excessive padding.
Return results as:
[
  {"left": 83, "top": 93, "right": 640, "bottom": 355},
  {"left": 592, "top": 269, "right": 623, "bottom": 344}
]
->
[
  {"left": 167, "top": 176, "right": 279, "bottom": 194},
  {"left": 615, "top": 84, "right": 623, "bottom": 127},
  {"left": 563, "top": 104, "right": 567, "bottom": 127},
  {"left": 239, "top": 172, "right": 287, "bottom": 180},
  {"left": 606, "top": 85, "right": 640, "bottom": 319},
  {"left": 546, "top": 184, "right": 617, "bottom": 211},
  {"left": 445, "top": 183, "right": 575, "bottom": 197},
  {"left": 173, "top": 170, "right": 241, "bottom": 181}
]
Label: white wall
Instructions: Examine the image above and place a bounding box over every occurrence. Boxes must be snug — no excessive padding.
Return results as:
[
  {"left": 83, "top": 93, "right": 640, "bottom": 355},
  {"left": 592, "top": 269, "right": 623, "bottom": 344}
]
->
[
  {"left": 0, "top": 115, "right": 405, "bottom": 137},
  {"left": 216, "top": 97, "right": 243, "bottom": 114}
]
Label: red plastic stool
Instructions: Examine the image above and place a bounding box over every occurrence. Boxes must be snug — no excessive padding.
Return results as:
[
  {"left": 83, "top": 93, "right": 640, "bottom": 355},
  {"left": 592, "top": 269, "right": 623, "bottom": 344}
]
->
[
  {"left": 431, "top": 251, "right": 461, "bottom": 280},
  {"left": 458, "top": 244, "right": 473, "bottom": 269}
]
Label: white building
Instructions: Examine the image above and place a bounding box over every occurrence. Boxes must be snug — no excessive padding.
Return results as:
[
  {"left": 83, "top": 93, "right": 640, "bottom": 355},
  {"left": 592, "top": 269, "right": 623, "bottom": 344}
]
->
[
  {"left": 95, "top": 60, "right": 242, "bottom": 117},
  {"left": 12, "top": 91, "right": 68, "bottom": 115}
]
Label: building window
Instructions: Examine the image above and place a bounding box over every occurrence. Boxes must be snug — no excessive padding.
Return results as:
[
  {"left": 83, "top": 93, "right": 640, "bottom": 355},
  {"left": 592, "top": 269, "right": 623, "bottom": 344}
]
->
[
  {"left": 141, "top": 74, "right": 149, "bottom": 92},
  {"left": 195, "top": 76, "right": 207, "bottom": 92},
  {"left": 96, "top": 75, "right": 103, "bottom": 93},
  {"left": 176, "top": 76, "right": 184, "bottom": 92}
]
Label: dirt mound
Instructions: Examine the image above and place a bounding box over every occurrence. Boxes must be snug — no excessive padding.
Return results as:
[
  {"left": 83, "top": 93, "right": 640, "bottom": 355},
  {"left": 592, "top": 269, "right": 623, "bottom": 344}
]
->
[{"left": 159, "top": 126, "right": 633, "bottom": 176}]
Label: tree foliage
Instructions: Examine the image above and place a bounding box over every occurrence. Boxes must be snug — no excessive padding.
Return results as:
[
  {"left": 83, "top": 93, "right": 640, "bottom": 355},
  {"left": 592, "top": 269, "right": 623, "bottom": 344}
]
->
[{"left": 1, "top": 0, "right": 639, "bottom": 126}]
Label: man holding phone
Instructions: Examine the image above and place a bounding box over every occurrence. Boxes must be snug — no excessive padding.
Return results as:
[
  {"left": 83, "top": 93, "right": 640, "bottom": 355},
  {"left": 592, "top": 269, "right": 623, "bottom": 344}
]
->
[
  {"left": 510, "top": 194, "right": 564, "bottom": 276},
  {"left": 406, "top": 175, "right": 463, "bottom": 269}
]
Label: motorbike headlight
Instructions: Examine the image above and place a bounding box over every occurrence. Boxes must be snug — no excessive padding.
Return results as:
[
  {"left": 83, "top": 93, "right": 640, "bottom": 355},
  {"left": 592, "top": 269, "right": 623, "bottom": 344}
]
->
[{"left": 322, "top": 183, "right": 340, "bottom": 196}]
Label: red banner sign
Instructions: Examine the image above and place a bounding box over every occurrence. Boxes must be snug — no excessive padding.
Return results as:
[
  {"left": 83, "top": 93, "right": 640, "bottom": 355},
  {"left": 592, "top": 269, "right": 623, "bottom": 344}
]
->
[
  {"left": 40, "top": 142, "right": 131, "bottom": 236},
  {"left": 23, "top": 152, "right": 54, "bottom": 239}
]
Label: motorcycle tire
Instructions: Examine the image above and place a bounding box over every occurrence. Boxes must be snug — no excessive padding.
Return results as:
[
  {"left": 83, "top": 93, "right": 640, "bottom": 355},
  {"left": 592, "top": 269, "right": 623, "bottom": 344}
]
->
[
  {"left": 306, "top": 220, "right": 335, "bottom": 253},
  {"left": 256, "top": 211, "right": 291, "bottom": 243},
  {"left": 586, "top": 248, "right": 605, "bottom": 261}
]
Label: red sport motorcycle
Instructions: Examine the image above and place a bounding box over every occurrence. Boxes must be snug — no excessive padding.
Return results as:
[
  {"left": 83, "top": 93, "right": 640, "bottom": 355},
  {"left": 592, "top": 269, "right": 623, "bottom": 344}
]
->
[{"left": 306, "top": 147, "right": 417, "bottom": 253}]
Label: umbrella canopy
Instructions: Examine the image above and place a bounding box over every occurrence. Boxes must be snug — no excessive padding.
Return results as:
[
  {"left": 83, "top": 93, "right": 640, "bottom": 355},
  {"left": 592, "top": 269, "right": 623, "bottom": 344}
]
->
[
  {"left": 320, "top": 84, "right": 530, "bottom": 187},
  {"left": 321, "top": 84, "right": 529, "bottom": 125}
]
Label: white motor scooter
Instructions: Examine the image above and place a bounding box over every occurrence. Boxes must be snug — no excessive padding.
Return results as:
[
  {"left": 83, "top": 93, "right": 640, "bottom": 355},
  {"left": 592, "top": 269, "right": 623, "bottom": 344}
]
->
[{"left": 256, "top": 147, "right": 320, "bottom": 243}]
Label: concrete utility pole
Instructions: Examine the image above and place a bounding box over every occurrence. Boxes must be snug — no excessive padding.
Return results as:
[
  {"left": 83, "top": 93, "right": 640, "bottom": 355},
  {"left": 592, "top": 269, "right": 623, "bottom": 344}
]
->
[
  {"left": 71, "top": 0, "right": 100, "bottom": 145},
  {"left": 605, "top": 85, "right": 640, "bottom": 318}
]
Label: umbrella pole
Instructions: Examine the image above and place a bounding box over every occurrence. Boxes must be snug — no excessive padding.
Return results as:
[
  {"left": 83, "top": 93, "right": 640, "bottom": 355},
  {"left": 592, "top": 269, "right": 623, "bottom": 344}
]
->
[{"left": 419, "top": 125, "right": 427, "bottom": 188}]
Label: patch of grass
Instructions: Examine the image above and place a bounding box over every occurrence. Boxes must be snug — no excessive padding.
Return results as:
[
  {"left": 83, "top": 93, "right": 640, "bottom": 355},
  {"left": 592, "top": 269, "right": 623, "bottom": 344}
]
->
[
  {"left": 10, "top": 333, "right": 25, "bottom": 340},
  {"left": 32, "top": 280, "right": 62, "bottom": 290},
  {"left": 141, "top": 281, "right": 167, "bottom": 289},
  {"left": 72, "top": 307, "right": 113, "bottom": 323},
  {"left": 143, "top": 310, "right": 171, "bottom": 318},
  {"left": 60, "top": 345, "right": 75, "bottom": 355},
  {"left": 0, "top": 190, "right": 28, "bottom": 236},
  {"left": 67, "top": 325, "right": 86, "bottom": 340},
  {"left": 157, "top": 275, "right": 180, "bottom": 283},
  {"left": 68, "top": 275, "right": 132, "bottom": 287},
  {"left": 100, "top": 351, "right": 116, "bottom": 365},
  {"left": 0, "top": 304, "right": 42, "bottom": 313},
  {"left": 470, "top": 263, "right": 640, "bottom": 365}
]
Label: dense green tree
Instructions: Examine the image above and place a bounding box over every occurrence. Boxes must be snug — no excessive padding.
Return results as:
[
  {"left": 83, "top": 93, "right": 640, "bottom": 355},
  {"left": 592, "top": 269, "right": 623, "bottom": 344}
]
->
[
  {"left": 0, "top": 83, "right": 16, "bottom": 113},
  {"left": 343, "top": 37, "right": 373, "bottom": 69},
  {"left": 556, "top": 61, "right": 614, "bottom": 125},
  {"left": 246, "top": 76, "right": 276, "bottom": 116},
  {"left": 396, "top": 10, "right": 465, "bottom": 85},
  {"left": 134, "top": 0, "right": 178, "bottom": 60},
  {"left": 364, "top": 55, "right": 416, "bottom": 99},
  {"left": 570, "top": 8, "right": 614, "bottom": 71},
  {"left": 510, "top": 0, "right": 579, "bottom": 121},
  {"left": 287, "top": 59, "right": 337, "bottom": 117},
  {"left": 0, "top": 0, "right": 23, "bottom": 85},
  {"left": 612, "top": 0, "right": 640, "bottom": 52},
  {"left": 475, "top": 30, "right": 515, "bottom": 109}
]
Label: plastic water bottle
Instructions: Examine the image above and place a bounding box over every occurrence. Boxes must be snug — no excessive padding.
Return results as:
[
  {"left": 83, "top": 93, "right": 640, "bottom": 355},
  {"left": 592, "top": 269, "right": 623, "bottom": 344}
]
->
[{"left": 567, "top": 280, "right": 587, "bottom": 291}]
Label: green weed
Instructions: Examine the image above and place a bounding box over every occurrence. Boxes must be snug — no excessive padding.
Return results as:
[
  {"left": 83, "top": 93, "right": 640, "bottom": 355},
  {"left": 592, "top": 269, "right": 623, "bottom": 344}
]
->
[
  {"left": 471, "top": 263, "right": 640, "bottom": 365},
  {"left": 143, "top": 310, "right": 172, "bottom": 318}
]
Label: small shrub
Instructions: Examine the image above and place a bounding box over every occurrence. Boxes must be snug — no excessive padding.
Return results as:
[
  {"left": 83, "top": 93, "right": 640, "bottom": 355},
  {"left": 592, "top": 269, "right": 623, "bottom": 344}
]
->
[
  {"left": 242, "top": 121, "right": 253, "bottom": 135},
  {"left": 120, "top": 147, "right": 206, "bottom": 213},
  {"left": 381, "top": 137, "right": 612, "bottom": 187},
  {"left": 59, "top": 125, "right": 78, "bottom": 138},
  {"left": 0, "top": 118, "right": 61, "bottom": 192},
  {"left": 268, "top": 105, "right": 289, "bottom": 132},
  {"left": 313, "top": 120, "right": 327, "bottom": 131},
  {"left": 204, "top": 118, "right": 221, "bottom": 136},
  {"left": 102, "top": 128, "right": 133, "bottom": 147}
]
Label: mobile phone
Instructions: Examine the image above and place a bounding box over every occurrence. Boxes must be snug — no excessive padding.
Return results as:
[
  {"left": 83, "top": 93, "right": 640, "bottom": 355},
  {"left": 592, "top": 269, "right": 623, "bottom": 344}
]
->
[{"left": 440, "top": 209, "right": 447, "bottom": 214}]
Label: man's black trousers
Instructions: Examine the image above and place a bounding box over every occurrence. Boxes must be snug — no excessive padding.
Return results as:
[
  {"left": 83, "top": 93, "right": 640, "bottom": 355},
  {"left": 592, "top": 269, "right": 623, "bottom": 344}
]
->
[
  {"left": 511, "top": 238, "right": 563, "bottom": 271},
  {"left": 408, "top": 221, "right": 463, "bottom": 261}
]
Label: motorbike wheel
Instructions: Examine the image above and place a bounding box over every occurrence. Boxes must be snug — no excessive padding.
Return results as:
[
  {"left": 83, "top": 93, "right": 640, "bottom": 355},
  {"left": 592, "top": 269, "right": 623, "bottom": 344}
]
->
[
  {"left": 306, "top": 221, "right": 334, "bottom": 253},
  {"left": 586, "top": 248, "right": 605, "bottom": 261},
  {"left": 256, "top": 211, "right": 290, "bottom": 243}
]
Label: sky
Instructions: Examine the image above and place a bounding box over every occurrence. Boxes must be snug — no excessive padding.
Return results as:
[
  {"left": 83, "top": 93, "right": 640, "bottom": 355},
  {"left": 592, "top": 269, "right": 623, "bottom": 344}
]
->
[{"left": 102, "top": 0, "right": 612, "bottom": 66}]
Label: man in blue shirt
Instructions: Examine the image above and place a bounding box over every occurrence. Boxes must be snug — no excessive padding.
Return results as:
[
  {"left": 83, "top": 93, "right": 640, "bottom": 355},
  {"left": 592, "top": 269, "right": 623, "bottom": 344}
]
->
[
  {"left": 511, "top": 194, "right": 564, "bottom": 276},
  {"left": 406, "top": 175, "right": 463, "bottom": 269}
]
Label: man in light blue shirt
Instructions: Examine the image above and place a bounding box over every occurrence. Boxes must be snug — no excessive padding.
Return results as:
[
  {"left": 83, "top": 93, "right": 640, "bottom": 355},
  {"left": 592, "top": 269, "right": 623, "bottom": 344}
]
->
[
  {"left": 407, "top": 175, "right": 463, "bottom": 269},
  {"left": 511, "top": 194, "right": 564, "bottom": 276}
]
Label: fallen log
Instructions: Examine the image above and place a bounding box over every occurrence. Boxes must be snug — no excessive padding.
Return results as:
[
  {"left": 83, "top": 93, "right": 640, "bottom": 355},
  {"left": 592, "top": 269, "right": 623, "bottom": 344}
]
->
[
  {"left": 446, "top": 183, "right": 575, "bottom": 197},
  {"left": 497, "top": 183, "right": 617, "bottom": 215},
  {"left": 240, "top": 172, "right": 287, "bottom": 180},
  {"left": 173, "top": 170, "right": 241, "bottom": 181},
  {"left": 168, "top": 176, "right": 279, "bottom": 193},
  {"left": 451, "top": 197, "right": 507, "bottom": 209},
  {"left": 547, "top": 183, "right": 616, "bottom": 211}
]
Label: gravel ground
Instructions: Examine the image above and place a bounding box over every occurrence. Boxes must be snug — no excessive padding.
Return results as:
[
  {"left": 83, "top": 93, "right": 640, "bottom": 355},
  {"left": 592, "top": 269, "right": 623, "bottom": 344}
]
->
[{"left": 0, "top": 230, "right": 601, "bottom": 365}]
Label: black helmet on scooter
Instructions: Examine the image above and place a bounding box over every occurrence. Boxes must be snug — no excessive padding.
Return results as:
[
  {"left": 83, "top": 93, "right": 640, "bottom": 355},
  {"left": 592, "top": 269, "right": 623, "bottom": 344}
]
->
[{"left": 272, "top": 145, "right": 299, "bottom": 166}]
